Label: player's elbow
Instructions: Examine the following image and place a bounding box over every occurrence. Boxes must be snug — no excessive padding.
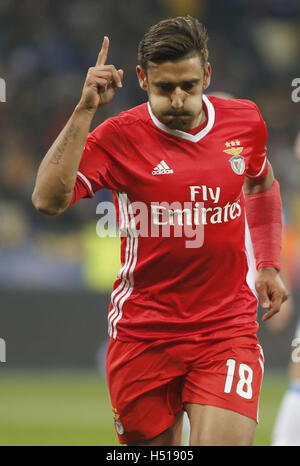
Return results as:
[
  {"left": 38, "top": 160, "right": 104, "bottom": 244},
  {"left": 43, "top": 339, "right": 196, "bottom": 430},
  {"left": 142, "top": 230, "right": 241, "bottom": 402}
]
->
[{"left": 32, "top": 191, "right": 68, "bottom": 216}]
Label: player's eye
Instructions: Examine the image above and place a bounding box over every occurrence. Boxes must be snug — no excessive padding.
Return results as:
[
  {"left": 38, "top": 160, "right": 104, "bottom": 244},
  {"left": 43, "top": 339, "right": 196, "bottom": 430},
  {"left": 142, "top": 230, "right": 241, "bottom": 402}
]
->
[
  {"left": 158, "top": 83, "right": 174, "bottom": 93},
  {"left": 182, "top": 82, "right": 196, "bottom": 92}
]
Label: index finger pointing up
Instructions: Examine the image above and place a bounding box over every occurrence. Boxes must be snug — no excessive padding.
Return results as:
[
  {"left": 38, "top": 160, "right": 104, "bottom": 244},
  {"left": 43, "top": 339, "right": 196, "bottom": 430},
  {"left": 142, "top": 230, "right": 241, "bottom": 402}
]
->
[{"left": 96, "top": 36, "right": 109, "bottom": 66}]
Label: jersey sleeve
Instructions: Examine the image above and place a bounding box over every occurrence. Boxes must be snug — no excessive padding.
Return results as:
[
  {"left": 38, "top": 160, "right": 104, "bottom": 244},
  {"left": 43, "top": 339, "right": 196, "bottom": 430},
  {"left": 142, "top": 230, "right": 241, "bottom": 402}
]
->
[
  {"left": 69, "top": 118, "right": 125, "bottom": 207},
  {"left": 245, "top": 105, "right": 269, "bottom": 180}
]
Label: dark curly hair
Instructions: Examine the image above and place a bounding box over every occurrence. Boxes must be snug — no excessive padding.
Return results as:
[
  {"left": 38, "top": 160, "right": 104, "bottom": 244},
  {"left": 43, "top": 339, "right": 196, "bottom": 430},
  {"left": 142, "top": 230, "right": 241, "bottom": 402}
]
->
[{"left": 138, "top": 16, "right": 209, "bottom": 72}]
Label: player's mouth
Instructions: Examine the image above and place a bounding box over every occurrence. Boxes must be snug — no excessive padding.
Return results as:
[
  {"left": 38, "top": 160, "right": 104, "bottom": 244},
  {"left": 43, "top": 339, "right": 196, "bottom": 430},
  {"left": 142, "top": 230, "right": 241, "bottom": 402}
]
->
[
  {"left": 163, "top": 112, "right": 191, "bottom": 118},
  {"left": 162, "top": 113, "right": 193, "bottom": 129}
]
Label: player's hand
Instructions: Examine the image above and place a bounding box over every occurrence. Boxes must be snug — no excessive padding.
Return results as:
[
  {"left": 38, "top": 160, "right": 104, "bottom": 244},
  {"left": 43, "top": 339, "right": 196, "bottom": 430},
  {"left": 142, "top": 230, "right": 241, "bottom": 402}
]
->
[
  {"left": 255, "top": 267, "right": 288, "bottom": 322},
  {"left": 265, "top": 296, "right": 293, "bottom": 332},
  {"left": 78, "top": 36, "right": 123, "bottom": 112}
]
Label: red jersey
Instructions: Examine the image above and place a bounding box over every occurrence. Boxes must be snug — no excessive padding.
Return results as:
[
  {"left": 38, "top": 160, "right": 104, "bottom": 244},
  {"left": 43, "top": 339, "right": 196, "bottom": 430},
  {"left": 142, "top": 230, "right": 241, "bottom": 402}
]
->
[{"left": 70, "top": 95, "right": 268, "bottom": 341}]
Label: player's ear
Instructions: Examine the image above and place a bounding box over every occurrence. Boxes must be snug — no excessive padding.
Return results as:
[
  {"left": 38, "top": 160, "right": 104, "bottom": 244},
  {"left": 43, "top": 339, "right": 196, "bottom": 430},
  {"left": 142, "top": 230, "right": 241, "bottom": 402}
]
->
[
  {"left": 136, "top": 65, "right": 148, "bottom": 91},
  {"left": 203, "top": 62, "right": 211, "bottom": 90}
]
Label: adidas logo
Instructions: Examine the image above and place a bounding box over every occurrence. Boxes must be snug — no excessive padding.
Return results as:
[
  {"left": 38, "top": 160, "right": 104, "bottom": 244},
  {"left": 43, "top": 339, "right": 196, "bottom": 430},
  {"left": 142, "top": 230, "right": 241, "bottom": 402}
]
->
[{"left": 152, "top": 160, "right": 174, "bottom": 176}]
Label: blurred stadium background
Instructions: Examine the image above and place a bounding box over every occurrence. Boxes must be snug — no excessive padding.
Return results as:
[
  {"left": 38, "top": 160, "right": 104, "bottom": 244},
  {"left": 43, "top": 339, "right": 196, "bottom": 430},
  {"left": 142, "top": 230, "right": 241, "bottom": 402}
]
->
[{"left": 0, "top": 0, "right": 299, "bottom": 446}]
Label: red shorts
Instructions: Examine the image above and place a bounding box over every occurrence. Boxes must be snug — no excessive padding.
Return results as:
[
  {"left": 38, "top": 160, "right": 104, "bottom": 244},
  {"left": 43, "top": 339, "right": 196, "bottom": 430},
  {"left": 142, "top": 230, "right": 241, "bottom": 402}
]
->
[{"left": 106, "top": 332, "right": 264, "bottom": 445}]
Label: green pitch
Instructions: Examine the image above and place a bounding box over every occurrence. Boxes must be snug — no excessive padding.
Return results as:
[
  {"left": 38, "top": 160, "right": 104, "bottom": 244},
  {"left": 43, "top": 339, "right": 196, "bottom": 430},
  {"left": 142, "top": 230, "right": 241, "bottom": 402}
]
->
[{"left": 0, "top": 370, "right": 288, "bottom": 446}]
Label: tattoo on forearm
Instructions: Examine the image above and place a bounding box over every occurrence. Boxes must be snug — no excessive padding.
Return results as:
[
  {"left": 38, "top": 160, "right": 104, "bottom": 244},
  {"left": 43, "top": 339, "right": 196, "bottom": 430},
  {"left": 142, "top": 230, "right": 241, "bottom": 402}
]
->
[{"left": 50, "top": 124, "right": 80, "bottom": 165}]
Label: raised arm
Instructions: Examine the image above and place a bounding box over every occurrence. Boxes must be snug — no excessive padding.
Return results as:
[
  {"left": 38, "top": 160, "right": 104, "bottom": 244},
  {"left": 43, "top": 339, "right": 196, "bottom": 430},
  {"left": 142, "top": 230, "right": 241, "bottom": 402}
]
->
[{"left": 32, "top": 37, "right": 123, "bottom": 215}]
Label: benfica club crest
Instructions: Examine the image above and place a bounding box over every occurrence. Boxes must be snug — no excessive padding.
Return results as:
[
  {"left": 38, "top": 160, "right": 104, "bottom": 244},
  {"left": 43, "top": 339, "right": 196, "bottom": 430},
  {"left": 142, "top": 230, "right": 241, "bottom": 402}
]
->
[
  {"left": 223, "top": 140, "right": 245, "bottom": 175},
  {"left": 112, "top": 407, "right": 125, "bottom": 435},
  {"left": 229, "top": 155, "right": 245, "bottom": 175}
]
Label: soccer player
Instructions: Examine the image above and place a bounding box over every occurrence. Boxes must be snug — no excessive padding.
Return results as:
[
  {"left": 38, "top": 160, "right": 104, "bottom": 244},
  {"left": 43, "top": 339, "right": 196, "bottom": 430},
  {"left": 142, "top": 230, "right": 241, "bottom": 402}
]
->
[
  {"left": 271, "top": 318, "right": 300, "bottom": 446},
  {"left": 269, "top": 195, "right": 300, "bottom": 446},
  {"left": 32, "top": 16, "right": 288, "bottom": 446}
]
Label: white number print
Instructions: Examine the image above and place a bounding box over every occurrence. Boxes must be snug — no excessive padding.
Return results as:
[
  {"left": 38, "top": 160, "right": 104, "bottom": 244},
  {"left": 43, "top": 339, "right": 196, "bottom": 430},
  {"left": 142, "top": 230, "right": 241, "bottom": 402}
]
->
[{"left": 224, "top": 359, "right": 253, "bottom": 400}]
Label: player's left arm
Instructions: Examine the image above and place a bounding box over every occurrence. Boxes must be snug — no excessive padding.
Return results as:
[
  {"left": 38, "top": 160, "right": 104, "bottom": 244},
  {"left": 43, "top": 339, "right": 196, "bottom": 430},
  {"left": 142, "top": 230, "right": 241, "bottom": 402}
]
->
[{"left": 244, "top": 161, "right": 288, "bottom": 322}]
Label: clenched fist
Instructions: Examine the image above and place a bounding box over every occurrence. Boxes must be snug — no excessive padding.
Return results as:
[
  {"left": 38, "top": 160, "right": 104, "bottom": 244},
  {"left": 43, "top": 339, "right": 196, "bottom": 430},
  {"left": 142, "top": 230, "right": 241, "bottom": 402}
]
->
[{"left": 78, "top": 36, "right": 124, "bottom": 112}]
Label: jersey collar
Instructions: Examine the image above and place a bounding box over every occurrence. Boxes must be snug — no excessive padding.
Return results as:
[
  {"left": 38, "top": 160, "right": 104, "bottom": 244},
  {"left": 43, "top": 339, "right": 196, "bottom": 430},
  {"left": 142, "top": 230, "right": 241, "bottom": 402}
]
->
[{"left": 147, "top": 94, "right": 215, "bottom": 143}]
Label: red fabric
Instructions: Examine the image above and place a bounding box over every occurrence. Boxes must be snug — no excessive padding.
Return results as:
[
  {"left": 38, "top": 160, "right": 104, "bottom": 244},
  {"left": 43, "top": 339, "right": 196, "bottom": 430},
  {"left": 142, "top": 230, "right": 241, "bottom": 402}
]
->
[
  {"left": 107, "top": 329, "right": 264, "bottom": 444},
  {"left": 245, "top": 179, "right": 282, "bottom": 271},
  {"left": 68, "top": 96, "right": 269, "bottom": 341},
  {"left": 69, "top": 176, "right": 90, "bottom": 207}
]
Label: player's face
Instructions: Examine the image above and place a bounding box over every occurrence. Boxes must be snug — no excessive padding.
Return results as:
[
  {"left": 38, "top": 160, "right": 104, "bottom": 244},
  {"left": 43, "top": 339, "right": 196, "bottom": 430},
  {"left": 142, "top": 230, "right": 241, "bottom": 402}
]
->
[{"left": 137, "top": 53, "right": 211, "bottom": 130}]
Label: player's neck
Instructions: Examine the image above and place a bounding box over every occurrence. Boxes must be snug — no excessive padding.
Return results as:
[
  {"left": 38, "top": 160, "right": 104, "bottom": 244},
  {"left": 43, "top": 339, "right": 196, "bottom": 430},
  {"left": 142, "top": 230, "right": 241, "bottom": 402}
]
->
[{"left": 185, "top": 105, "right": 208, "bottom": 135}]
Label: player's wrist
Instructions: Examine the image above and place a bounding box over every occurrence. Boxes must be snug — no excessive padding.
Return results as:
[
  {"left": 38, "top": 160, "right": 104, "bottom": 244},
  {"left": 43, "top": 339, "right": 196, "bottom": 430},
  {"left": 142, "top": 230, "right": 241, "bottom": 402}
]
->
[
  {"left": 75, "top": 101, "right": 98, "bottom": 117},
  {"left": 257, "top": 266, "right": 279, "bottom": 275}
]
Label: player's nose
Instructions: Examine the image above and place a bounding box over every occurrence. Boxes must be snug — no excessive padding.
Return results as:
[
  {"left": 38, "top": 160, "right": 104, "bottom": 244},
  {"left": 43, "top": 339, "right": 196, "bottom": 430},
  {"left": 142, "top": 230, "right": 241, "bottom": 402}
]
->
[{"left": 170, "top": 87, "right": 184, "bottom": 111}]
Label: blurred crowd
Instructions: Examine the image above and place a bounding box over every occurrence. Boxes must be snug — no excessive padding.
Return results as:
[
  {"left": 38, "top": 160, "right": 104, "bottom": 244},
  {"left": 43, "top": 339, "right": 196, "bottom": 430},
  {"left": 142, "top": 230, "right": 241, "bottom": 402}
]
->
[{"left": 0, "top": 0, "right": 299, "bottom": 289}]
